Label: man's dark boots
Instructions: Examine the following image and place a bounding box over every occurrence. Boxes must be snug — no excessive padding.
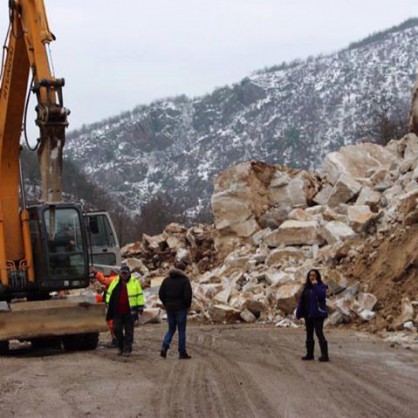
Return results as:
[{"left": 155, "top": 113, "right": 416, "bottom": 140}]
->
[
  {"left": 122, "top": 345, "right": 132, "bottom": 357},
  {"left": 179, "top": 351, "right": 191, "bottom": 359},
  {"left": 318, "top": 340, "right": 329, "bottom": 362},
  {"left": 160, "top": 346, "right": 168, "bottom": 358},
  {"left": 301, "top": 340, "right": 314, "bottom": 361},
  {"left": 106, "top": 338, "right": 118, "bottom": 348},
  {"left": 117, "top": 342, "right": 124, "bottom": 356}
]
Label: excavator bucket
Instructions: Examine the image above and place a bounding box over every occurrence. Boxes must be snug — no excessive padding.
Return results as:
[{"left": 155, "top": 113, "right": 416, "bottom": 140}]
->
[{"left": 0, "top": 297, "right": 107, "bottom": 342}]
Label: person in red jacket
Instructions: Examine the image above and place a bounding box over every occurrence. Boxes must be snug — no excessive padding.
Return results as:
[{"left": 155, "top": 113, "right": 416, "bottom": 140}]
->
[{"left": 91, "top": 267, "right": 118, "bottom": 347}]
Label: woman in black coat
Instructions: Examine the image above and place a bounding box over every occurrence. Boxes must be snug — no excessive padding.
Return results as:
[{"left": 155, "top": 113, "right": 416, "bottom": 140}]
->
[{"left": 296, "top": 269, "right": 329, "bottom": 362}]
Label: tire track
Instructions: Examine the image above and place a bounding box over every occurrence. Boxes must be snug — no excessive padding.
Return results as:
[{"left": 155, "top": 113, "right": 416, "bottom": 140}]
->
[
  {"left": 266, "top": 330, "right": 417, "bottom": 418},
  {"left": 155, "top": 330, "right": 279, "bottom": 417},
  {"left": 1, "top": 326, "right": 417, "bottom": 418}
]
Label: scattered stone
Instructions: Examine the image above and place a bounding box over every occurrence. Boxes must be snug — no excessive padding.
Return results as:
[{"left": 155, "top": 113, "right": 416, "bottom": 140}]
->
[{"left": 240, "top": 308, "right": 257, "bottom": 323}]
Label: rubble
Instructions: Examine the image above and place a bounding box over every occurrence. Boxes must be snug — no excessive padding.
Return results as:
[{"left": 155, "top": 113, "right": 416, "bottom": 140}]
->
[{"left": 112, "top": 135, "right": 418, "bottom": 339}]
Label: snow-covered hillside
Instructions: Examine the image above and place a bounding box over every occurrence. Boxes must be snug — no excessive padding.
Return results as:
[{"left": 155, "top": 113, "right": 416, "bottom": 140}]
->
[{"left": 65, "top": 19, "right": 418, "bottom": 223}]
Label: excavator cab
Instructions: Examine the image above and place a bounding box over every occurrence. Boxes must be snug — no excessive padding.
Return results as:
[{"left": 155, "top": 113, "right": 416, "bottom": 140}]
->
[{"left": 28, "top": 203, "right": 90, "bottom": 293}]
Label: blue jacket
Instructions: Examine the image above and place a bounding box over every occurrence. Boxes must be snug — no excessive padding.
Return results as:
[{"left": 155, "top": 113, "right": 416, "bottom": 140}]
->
[{"left": 296, "top": 283, "right": 328, "bottom": 319}]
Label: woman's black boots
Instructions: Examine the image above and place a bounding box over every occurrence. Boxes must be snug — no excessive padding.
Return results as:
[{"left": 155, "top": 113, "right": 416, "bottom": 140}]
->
[
  {"left": 318, "top": 340, "right": 329, "bottom": 362},
  {"left": 301, "top": 340, "right": 314, "bottom": 360}
]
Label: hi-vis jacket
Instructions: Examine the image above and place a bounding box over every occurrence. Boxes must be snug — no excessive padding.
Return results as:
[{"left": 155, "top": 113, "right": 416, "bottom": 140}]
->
[{"left": 105, "top": 275, "right": 145, "bottom": 320}]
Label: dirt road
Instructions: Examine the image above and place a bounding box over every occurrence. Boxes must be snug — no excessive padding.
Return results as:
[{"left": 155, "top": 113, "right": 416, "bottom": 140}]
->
[{"left": 0, "top": 324, "right": 417, "bottom": 418}]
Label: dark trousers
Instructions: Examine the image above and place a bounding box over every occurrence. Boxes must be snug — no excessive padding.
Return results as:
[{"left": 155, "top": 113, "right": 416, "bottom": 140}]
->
[
  {"left": 113, "top": 313, "right": 134, "bottom": 353},
  {"left": 305, "top": 317, "right": 326, "bottom": 344},
  {"left": 162, "top": 309, "right": 188, "bottom": 353}
]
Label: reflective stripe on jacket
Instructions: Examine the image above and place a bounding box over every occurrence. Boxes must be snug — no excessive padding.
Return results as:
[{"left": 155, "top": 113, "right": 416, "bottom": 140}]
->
[{"left": 105, "top": 275, "right": 145, "bottom": 308}]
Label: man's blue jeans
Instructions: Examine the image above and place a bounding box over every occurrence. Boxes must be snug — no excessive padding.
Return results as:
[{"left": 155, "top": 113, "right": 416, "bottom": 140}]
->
[{"left": 162, "top": 309, "right": 188, "bottom": 353}]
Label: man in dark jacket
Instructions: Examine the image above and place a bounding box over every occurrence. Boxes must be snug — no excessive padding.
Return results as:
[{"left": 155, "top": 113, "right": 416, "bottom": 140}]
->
[{"left": 159, "top": 262, "right": 193, "bottom": 359}]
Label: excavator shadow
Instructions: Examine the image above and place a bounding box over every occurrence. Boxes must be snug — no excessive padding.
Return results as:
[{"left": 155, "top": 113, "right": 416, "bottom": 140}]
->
[{"left": 3, "top": 336, "right": 100, "bottom": 358}]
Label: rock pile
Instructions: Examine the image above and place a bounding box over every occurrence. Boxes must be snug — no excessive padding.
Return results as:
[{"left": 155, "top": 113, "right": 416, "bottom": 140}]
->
[
  {"left": 122, "top": 223, "right": 217, "bottom": 274},
  {"left": 121, "top": 135, "right": 418, "bottom": 336}
]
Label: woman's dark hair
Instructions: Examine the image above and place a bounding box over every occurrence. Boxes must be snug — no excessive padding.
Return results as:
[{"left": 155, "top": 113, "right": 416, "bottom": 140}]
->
[{"left": 304, "top": 269, "right": 323, "bottom": 288}]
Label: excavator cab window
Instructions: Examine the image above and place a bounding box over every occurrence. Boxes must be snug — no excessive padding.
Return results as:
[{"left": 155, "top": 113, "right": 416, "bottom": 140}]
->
[
  {"left": 88, "top": 215, "right": 116, "bottom": 247},
  {"left": 28, "top": 204, "right": 90, "bottom": 291},
  {"left": 44, "top": 208, "right": 85, "bottom": 279},
  {"left": 87, "top": 212, "right": 121, "bottom": 266}
]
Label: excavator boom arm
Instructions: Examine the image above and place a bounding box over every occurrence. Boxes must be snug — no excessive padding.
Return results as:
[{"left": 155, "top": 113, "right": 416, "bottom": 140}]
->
[
  {"left": 0, "top": 0, "right": 68, "bottom": 286},
  {"left": 1, "top": 0, "right": 68, "bottom": 205}
]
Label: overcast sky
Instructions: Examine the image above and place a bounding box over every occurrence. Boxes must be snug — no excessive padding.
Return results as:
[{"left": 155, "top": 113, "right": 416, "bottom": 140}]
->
[{"left": 2, "top": 0, "right": 418, "bottom": 133}]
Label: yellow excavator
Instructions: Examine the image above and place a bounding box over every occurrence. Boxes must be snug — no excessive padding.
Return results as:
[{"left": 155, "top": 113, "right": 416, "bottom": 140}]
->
[{"left": 0, "top": 0, "right": 120, "bottom": 353}]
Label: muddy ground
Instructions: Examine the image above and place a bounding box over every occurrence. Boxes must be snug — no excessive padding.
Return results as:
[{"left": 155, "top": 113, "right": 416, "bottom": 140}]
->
[{"left": 0, "top": 324, "right": 417, "bottom": 418}]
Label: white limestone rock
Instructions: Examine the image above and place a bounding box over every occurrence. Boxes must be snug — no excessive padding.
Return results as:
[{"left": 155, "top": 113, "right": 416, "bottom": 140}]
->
[
  {"left": 210, "top": 304, "right": 241, "bottom": 323},
  {"left": 323, "top": 143, "right": 398, "bottom": 185},
  {"left": 212, "top": 191, "right": 252, "bottom": 230},
  {"left": 357, "top": 292, "right": 378, "bottom": 311},
  {"left": 240, "top": 308, "right": 257, "bottom": 323},
  {"left": 273, "top": 283, "right": 301, "bottom": 314},
  {"left": 313, "top": 185, "right": 333, "bottom": 206},
  {"left": 321, "top": 221, "right": 357, "bottom": 244},
  {"left": 355, "top": 187, "right": 381, "bottom": 210},
  {"left": 397, "top": 133, "right": 418, "bottom": 160},
  {"left": 357, "top": 309, "right": 376, "bottom": 322},
  {"left": 265, "top": 247, "right": 305, "bottom": 266},
  {"left": 397, "top": 189, "right": 418, "bottom": 216},
  {"left": 347, "top": 205, "right": 377, "bottom": 233},
  {"left": 327, "top": 174, "right": 362, "bottom": 207},
  {"left": 263, "top": 220, "right": 323, "bottom": 247}
]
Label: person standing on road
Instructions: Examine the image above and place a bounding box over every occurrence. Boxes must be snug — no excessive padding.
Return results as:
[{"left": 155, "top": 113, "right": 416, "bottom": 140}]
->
[
  {"left": 296, "top": 269, "right": 329, "bottom": 362},
  {"left": 159, "top": 262, "right": 193, "bottom": 359},
  {"left": 91, "top": 267, "right": 119, "bottom": 347},
  {"left": 105, "top": 266, "right": 145, "bottom": 357}
]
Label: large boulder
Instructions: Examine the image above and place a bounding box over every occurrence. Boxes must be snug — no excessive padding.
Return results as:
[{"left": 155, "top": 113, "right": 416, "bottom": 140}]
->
[
  {"left": 212, "top": 161, "right": 275, "bottom": 219},
  {"left": 327, "top": 174, "right": 362, "bottom": 207},
  {"left": 272, "top": 283, "right": 301, "bottom": 314},
  {"left": 211, "top": 191, "right": 253, "bottom": 230},
  {"left": 211, "top": 161, "right": 321, "bottom": 255},
  {"left": 347, "top": 205, "right": 377, "bottom": 233},
  {"left": 209, "top": 304, "right": 241, "bottom": 323},
  {"left": 397, "top": 133, "right": 418, "bottom": 159},
  {"left": 321, "top": 221, "right": 356, "bottom": 244},
  {"left": 212, "top": 161, "right": 275, "bottom": 256},
  {"left": 265, "top": 247, "right": 305, "bottom": 266},
  {"left": 323, "top": 143, "right": 398, "bottom": 185},
  {"left": 263, "top": 220, "right": 323, "bottom": 247},
  {"left": 268, "top": 171, "right": 318, "bottom": 210}
]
